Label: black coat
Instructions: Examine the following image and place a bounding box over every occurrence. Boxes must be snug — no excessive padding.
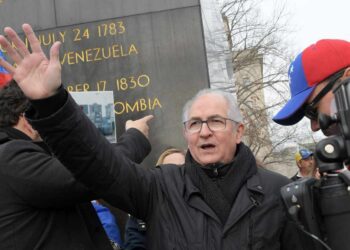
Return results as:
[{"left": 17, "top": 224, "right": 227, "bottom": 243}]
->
[
  {"left": 29, "top": 93, "right": 305, "bottom": 250},
  {"left": 291, "top": 173, "right": 301, "bottom": 181},
  {"left": 0, "top": 126, "right": 148, "bottom": 250}
]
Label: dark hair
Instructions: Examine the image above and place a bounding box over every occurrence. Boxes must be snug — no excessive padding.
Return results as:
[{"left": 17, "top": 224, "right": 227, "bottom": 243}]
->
[{"left": 0, "top": 79, "right": 30, "bottom": 127}]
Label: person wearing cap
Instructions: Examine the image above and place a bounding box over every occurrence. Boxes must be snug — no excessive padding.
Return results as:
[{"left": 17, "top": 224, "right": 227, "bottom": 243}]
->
[
  {"left": 273, "top": 39, "right": 350, "bottom": 136},
  {"left": 291, "top": 148, "right": 318, "bottom": 181}
]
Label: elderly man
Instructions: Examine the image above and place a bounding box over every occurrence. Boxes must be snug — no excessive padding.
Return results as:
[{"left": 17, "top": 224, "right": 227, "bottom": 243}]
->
[{"left": 0, "top": 24, "right": 304, "bottom": 250}]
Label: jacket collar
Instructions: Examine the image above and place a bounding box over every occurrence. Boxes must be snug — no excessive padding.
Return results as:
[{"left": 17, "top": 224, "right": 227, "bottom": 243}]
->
[
  {"left": 183, "top": 172, "right": 221, "bottom": 223},
  {"left": 183, "top": 168, "right": 265, "bottom": 203},
  {"left": 183, "top": 166, "right": 266, "bottom": 227},
  {"left": 0, "top": 127, "right": 51, "bottom": 154},
  {"left": 0, "top": 127, "right": 32, "bottom": 141},
  {"left": 246, "top": 171, "right": 265, "bottom": 195},
  {"left": 223, "top": 172, "right": 264, "bottom": 234}
]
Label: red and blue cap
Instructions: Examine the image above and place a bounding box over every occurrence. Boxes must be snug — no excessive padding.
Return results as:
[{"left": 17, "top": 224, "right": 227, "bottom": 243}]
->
[{"left": 273, "top": 39, "right": 350, "bottom": 125}]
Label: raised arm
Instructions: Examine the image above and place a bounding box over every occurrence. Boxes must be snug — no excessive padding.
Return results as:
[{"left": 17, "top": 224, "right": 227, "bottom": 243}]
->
[{"left": 0, "top": 24, "right": 157, "bottom": 219}]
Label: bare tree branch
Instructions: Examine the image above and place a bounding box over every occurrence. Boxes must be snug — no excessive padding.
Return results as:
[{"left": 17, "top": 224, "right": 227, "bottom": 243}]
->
[{"left": 214, "top": 0, "right": 316, "bottom": 166}]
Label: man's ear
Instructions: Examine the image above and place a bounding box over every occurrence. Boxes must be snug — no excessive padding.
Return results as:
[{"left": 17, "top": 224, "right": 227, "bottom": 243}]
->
[
  {"left": 182, "top": 127, "right": 187, "bottom": 138},
  {"left": 296, "top": 161, "right": 302, "bottom": 169},
  {"left": 235, "top": 123, "right": 245, "bottom": 143},
  {"left": 343, "top": 67, "right": 350, "bottom": 78}
]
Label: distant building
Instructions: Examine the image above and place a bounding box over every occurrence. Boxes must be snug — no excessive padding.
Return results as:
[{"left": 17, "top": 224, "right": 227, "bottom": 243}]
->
[
  {"left": 230, "top": 49, "right": 272, "bottom": 164},
  {"left": 201, "top": 0, "right": 235, "bottom": 92},
  {"left": 80, "top": 103, "right": 114, "bottom": 136}
]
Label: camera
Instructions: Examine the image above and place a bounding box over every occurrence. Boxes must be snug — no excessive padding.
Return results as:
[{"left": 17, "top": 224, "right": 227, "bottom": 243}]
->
[{"left": 281, "top": 78, "right": 350, "bottom": 250}]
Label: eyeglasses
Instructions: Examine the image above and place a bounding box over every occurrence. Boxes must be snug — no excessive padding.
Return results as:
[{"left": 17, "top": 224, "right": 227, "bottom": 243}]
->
[
  {"left": 183, "top": 116, "right": 236, "bottom": 133},
  {"left": 304, "top": 70, "right": 344, "bottom": 120}
]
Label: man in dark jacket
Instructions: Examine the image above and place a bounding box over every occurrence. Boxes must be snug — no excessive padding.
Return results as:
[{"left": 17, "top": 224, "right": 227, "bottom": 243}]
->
[
  {"left": 0, "top": 80, "right": 151, "bottom": 249},
  {"left": 0, "top": 24, "right": 305, "bottom": 250}
]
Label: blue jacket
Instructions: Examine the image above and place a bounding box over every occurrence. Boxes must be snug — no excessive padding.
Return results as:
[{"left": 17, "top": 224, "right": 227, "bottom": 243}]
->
[{"left": 92, "top": 201, "right": 123, "bottom": 247}]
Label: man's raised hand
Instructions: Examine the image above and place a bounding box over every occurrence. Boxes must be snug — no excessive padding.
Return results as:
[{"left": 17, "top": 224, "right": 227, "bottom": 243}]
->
[{"left": 0, "top": 23, "right": 62, "bottom": 99}]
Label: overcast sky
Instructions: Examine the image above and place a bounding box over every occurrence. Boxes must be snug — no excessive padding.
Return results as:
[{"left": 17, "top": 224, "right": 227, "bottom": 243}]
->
[{"left": 273, "top": 0, "right": 350, "bottom": 52}]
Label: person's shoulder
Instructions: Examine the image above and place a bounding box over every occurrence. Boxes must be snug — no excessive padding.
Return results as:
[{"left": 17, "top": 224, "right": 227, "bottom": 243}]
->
[
  {"left": 155, "top": 164, "right": 185, "bottom": 188},
  {"left": 0, "top": 139, "right": 36, "bottom": 153},
  {"left": 0, "top": 131, "right": 10, "bottom": 144},
  {"left": 257, "top": 167, "right": 291, "bottom": 187},
  {"left": 0, "top": 139, "right": 50, "bottom": 171},
  {"left": 159, "top": 164, "right": 186, "bottom": 176},
  {"left": 4, "top": 139, "right": 44, "bottom": 151},
  {"left": 290, "top": 173, "right": 299, "bottom": 181}
]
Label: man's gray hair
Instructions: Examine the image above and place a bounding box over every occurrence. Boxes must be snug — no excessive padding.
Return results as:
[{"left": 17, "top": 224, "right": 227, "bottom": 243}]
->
[{"left": 182, "top": 88, "right": 243, "bottom": 123}]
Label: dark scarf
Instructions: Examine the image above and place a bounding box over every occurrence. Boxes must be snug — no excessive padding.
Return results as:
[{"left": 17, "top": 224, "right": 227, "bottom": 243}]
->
[{"left": 185, "top": 143, "right": 257, "bottom": 224}]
